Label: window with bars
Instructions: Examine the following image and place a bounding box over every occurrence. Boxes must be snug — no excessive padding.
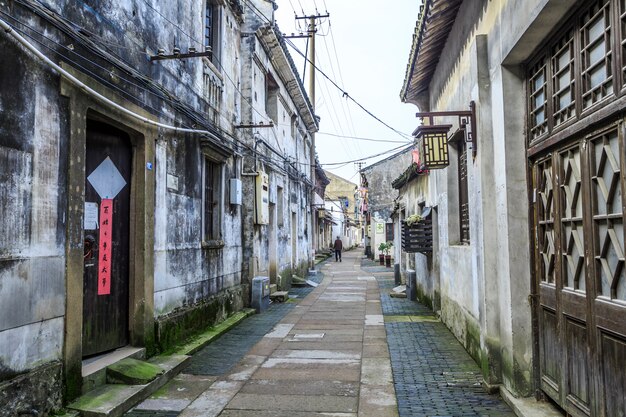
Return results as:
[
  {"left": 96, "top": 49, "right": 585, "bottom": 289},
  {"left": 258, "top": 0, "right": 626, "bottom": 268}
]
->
[
  {"left": 552, "top": 29, "right": 576, "bottom": 126},
  {"left": 527, "top": 0, "right": 626, "bottom": 141},
  {"left": 620, "top": 0, "right": 626, "bottom": 83},
  {"left": 203, "top": 158, "right": 221, "bottom": 241},
  {"left": 204, "top": 2, "right": 219, "bottom": 64},
  {"left": 529, "top": 59, "right": 548, "bottom": 141},
  {"left": 581, "top": 0, "right": 613, "bottom": 108}
]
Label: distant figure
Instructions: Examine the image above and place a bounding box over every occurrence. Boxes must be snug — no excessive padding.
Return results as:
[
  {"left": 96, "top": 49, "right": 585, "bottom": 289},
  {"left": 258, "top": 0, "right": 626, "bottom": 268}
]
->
[{"left": 334, "top": 236, "right": 343, "bottom": 262}]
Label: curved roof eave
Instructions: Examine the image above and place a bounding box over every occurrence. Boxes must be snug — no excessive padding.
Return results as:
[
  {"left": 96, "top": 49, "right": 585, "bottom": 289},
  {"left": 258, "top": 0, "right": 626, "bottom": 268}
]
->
[
  {"left": 257, "top": 24, "right": 319, "bottom": 133},
  {"left": 400, "top": 0, "right": 464, "bottom": 104}
]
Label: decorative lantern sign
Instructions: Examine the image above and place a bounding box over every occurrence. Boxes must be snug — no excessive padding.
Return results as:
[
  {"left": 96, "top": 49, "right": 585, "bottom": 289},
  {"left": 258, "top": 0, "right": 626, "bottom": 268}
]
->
[
  {"left": 413, "top": 101, "right": 477, "bottom": 169},
  {"left": 414, "top": 124, "right": 453, "bottom": 169}
]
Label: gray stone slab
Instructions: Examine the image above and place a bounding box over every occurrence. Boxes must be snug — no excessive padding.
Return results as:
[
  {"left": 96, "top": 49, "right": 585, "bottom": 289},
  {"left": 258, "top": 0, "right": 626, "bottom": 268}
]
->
[
  {"left": 134, "top": 398, "right": 190, "bottom": 412},
  {"left": 150, "top": 374, "right": 215, "bottom": 401},
  {"left": 251, "top": 366, "right": 360, "bottom": 382},
  {"left": 178, "top": 380, "right": 243, "bottom": 417},
  {"left": 361, "top": 358, "right": 394, "bottom": 386},
  {"left": 226, "top": 393, "right": 358, "bottom": 413},
  {"left": 362, "top": 343, "right": 390, "bottom": 359},
  {"left": 358, "top": 385, "right": 398, "bottom": 417},
  {"left": 239, "top": 380, "right": 358, "bottom": 397},
  {"left": 271, "top": 349, "right": 361, "bottom": 360},
  {"left": 219, "top": 411, "right": 356, "bottom": 417},
  {"left": 277, "top": 341, "right": 363, "bottom": 351}
]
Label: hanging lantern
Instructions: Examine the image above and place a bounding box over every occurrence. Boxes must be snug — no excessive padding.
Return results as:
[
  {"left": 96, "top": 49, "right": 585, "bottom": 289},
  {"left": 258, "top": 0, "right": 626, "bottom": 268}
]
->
[{"left": 414, "top": 124, "right": 452, "bottom": 169}]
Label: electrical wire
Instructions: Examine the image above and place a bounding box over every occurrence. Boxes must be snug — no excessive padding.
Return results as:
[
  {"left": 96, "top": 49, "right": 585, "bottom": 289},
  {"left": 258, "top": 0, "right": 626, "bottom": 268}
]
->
[
  {"left": 283, "top": 37, "right": 412, "bottom": 140},
  {"left": 244, "top": 0, "right": 412, "bottom": 142},
  {"left": 320, "top": 143, "right": 413, "bottom": 166},
  {"left": 0, "top": 8, "right": 313, "bottom": 183},
  {"left": 317, "top": 132, "right": 409, "bottom": 144}
]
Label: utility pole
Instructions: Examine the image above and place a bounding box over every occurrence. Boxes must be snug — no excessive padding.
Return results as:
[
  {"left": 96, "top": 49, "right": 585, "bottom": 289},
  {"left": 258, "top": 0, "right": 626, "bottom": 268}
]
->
[{"left": 291, "top": 13, "right": 328, "bottom": 271}]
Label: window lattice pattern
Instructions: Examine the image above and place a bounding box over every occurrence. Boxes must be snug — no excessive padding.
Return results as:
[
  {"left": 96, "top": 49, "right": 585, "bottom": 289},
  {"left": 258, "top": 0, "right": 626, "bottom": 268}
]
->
[
  {"left": 203, "top": 71, "right": 223, "bottom": 125},
  {"left": 529, "top": 59, "right": 549, "bottom": 140},
  {"left": 204, "top": 159, "right": 217, "bottom": 240},
  {"left": 559, "top": 147, "right": 586, "bottom": 291},
  {"left": 538, "top": 159, "right": 556, "bottom": 284},
  {"left": 621, "top": 0, "right": 626, "bottom": 83},
  {"left": 526, "top": 0, "right": 626, "bottom": 140},
  {"left": 205, "top": 3, "right": 214, "bottom": 58},
  {"left": 552, "top": 30, "right": 576, "bottom": 126},
  {"left": 590, "top": 130, "right": 625, "bottom": 300},
  {"left": 581, "top": 0, "right": 613, "bottom": 109}
]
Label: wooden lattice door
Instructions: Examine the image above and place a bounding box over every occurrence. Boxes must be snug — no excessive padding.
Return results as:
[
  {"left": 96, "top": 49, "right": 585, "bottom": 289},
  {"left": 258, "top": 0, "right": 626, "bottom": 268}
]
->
[{"left": 533, "top": 125, "right": 626, "bottom": 417}]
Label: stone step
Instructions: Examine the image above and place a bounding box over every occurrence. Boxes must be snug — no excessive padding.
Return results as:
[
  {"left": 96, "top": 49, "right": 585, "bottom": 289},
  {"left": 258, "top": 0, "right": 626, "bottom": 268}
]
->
[
  {"left": 82, "top": 347, "right": 146, "bottom": 394},
  {"left": 269, "top": 291, "right": 289, "bottom": 302},
  {"left": 68, "top": 354, "right": 189, "bottom": 417},
  {"left": 106, "top": 358, "right": 164, "bottom": 385}
]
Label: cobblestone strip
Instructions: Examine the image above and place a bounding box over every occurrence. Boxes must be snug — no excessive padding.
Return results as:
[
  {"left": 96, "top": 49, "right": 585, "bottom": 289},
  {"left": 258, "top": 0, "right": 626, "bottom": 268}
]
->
[{"left": 368, "top": 265, "right": 516, "bottom": 417}]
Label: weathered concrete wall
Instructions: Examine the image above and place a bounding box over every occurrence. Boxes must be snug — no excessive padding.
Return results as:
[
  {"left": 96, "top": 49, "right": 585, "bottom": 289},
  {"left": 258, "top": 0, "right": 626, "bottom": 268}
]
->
[
  {"left": 0, "top": 14, "right": 67, "bottom": 381},
  {"left": 362, "top": 148, "right": 412, "bottom": 220},
  {"left": 238, "top": 1, "right": 315, "bottom": 290},
  {"left": 0, "top": 0, "right": 250, "bottom": 408}
]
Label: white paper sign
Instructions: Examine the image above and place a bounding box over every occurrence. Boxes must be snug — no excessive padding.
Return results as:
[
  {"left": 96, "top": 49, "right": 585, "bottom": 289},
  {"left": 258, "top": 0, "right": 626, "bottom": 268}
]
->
[{"left": 84, "top": 202, "right": 99, "bottom": 230}]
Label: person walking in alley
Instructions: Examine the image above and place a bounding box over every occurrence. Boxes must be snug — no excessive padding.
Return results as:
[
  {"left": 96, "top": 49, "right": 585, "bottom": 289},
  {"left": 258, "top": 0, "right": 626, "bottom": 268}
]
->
[{"left": 334, "top": 236, "right": 343, "bottom": 262}]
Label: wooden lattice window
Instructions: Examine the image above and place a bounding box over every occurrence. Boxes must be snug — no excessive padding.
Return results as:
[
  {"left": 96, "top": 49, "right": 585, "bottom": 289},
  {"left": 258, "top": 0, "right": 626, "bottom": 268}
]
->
[
  {"left": 529, "top": 58, "right": 549, "bottom": 140},
  {"left": 590, "top": 130, "right": 625, "bottom": 300},
  {"left": 203, "top": 158, "right": 221, "bottom": 241},
  {"left": 538, "top": 158, "right": 556, "bottom": 284},
  {"left": 552, "top": 29, "right": 576, "bottom": 127},
  {"left": 581, "top": 0, "right": 613, "bottom": 109},
  {"left": 620, "top": 0, "right": 626, "bottom": 85},
  {"left": 559, "top": 146, "right": 586, "bottom": 291}
]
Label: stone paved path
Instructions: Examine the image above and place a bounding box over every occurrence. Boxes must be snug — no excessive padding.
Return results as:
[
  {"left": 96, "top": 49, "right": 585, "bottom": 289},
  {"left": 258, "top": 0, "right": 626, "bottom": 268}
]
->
[
  {"left": 127, "top": 250, "right": 515, "bottom": 416},
  {"left": 361, "top": 259, "right": 516, "bottom": 417}
]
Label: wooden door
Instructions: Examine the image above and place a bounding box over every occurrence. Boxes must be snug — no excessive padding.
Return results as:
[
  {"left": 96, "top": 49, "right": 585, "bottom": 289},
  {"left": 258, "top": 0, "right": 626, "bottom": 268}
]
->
[
  {"left": 533, "top": 125, "right": 626, "bottom": 416},
  {"left": 82, "top": 120, "right": 132, "bottom": 357}
]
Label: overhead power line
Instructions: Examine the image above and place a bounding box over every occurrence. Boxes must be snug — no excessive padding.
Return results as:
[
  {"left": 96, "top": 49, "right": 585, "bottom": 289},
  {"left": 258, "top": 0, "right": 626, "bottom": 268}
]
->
[{"left": 241, "top": 0, "right": 412, "bottom": 142}]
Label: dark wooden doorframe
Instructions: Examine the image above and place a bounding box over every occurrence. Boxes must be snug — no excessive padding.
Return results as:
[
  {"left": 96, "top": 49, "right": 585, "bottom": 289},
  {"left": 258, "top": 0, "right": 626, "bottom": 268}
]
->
[
  {"left": 532, "top": 122, "right": 626, "bottom": 417},
  {"left": 82, "top": 120, "right": 132, "bottom": 357}
]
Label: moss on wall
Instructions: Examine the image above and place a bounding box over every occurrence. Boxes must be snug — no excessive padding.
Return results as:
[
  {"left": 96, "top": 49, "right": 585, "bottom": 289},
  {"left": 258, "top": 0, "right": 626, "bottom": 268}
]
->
[
  {"left": 278, "top": 261, "right": 310, "bottom": 291},
  {"left": 154, "top": 285, "right": 246, "bottom": 353}
]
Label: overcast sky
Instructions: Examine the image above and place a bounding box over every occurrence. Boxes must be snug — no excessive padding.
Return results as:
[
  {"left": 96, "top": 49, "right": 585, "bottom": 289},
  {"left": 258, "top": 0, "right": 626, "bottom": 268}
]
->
[{"left": 274, "top": 0, "right": 422, "bottom": 184}]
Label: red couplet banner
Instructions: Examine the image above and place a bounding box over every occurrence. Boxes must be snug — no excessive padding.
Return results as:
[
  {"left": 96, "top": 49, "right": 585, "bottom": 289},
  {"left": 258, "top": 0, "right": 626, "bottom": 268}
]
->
[{"left": 98, "top": 198, "right": 113, "bottom": 295}]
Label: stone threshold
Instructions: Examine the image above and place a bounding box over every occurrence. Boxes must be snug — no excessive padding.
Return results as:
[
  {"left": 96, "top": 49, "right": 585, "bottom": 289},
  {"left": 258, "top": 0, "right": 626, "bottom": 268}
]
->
[{"left": 500, "top": 386, "right": 564, "bottom": 417}]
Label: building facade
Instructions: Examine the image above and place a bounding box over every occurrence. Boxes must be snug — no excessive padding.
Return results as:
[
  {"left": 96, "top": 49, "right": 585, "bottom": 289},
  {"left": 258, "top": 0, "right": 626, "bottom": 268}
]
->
[
  {"left": 324, "top": 170, "right": 361, "bottom": 248},
  {"left": 399, "top": 0, "right": 626, "bottom": 415},
  {"left": 0, "top": 0, "right": 316, "bottom": 412}
]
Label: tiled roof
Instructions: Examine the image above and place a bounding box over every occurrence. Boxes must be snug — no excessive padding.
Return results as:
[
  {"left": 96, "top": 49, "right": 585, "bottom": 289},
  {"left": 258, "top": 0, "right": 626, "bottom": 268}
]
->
[{"left": 400, "top": 0, "right": 463, "bottom": 104}]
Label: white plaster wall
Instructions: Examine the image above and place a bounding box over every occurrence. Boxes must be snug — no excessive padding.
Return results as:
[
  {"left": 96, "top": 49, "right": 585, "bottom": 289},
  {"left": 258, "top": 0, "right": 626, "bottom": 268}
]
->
[{"left": 413, "top": 0, "right": 575, "bottom": 395}]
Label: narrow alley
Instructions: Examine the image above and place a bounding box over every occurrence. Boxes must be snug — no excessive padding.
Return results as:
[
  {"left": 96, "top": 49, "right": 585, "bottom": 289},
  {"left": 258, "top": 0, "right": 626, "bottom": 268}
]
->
[{"left": 122, "top": 250, "right": 516, "bottom": 417}]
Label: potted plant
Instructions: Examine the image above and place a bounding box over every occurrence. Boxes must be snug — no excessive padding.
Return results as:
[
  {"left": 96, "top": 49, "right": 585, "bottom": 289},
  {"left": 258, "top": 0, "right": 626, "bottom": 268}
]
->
[
  {"left": 384, "top": 241, "right": 393, "bottom": 267},
  {"left": 378, "top": 242, "right": 387, "bottom": 265},
  {"left": 405, "top": 213, "right": 423, "bottom": 226}
]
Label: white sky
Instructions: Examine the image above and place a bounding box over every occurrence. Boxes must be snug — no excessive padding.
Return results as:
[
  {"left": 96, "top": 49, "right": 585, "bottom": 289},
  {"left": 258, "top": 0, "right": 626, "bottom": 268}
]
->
[{"left": 274, "top": 0, "right": 422, "bottom": 183}]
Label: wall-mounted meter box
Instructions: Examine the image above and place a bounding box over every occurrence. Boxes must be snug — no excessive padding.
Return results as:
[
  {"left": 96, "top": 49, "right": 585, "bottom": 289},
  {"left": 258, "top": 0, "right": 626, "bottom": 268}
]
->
[
  {"left": 230, "top": 178, "right": 242, "bottom": 205},
  {"left": 255, "top": 172, "right": 269, "bottom": 224}
]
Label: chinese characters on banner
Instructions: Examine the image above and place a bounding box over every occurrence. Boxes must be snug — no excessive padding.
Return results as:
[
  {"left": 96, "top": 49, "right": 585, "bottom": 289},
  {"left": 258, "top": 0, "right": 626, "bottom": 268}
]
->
[{"left": 98, "top": 199, "right": 113, "bottom": 295}]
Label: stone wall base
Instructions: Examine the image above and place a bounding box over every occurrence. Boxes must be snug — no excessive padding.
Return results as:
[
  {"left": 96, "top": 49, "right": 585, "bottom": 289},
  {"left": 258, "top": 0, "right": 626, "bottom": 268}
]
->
[
  {"left": 0, "top": 361, "right": 63, "bottom": 417},
  {"left": 155, "top": 285, "right": 247, "bottom": 353}
]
